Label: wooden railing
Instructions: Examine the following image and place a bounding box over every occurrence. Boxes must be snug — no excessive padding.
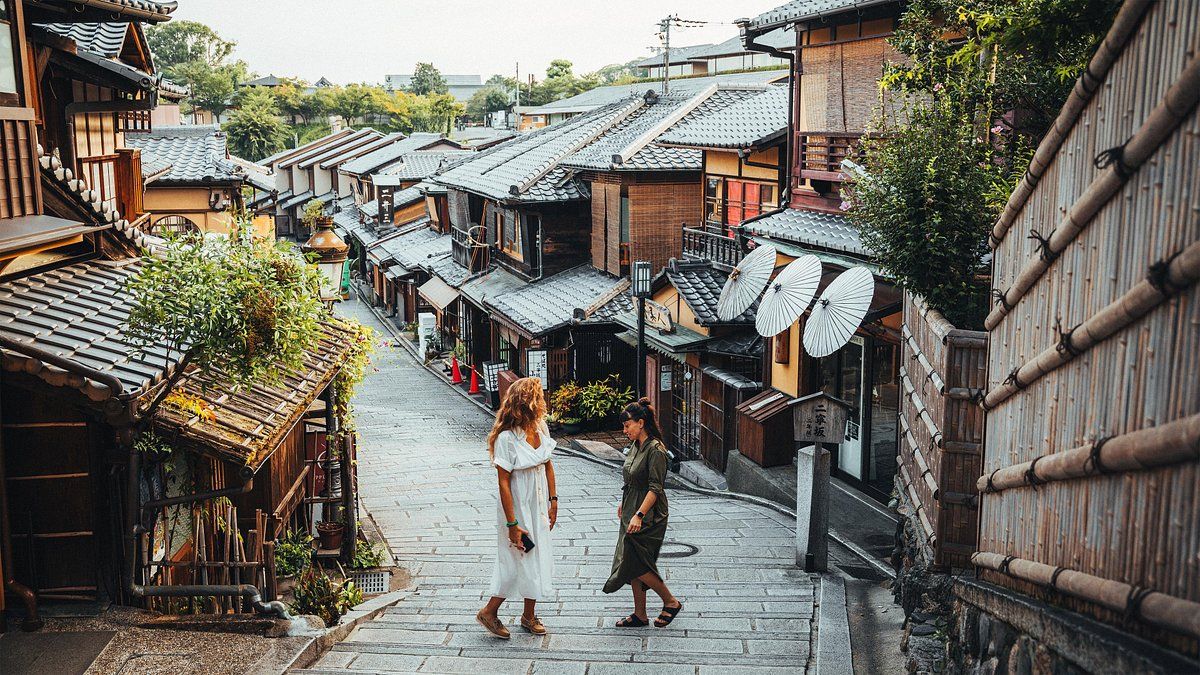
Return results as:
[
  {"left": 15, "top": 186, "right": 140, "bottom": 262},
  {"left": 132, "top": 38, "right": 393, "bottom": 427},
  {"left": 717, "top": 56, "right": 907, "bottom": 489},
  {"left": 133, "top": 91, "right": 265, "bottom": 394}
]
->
[
  {"left": 796, "top": 131, "right": 865, "bottom": 183},
  {"left": 682, "top": 224, "right": 743, "bottom": 269},
  {"left": 78, "top": 153, "right": 120, "bottom": 210}
]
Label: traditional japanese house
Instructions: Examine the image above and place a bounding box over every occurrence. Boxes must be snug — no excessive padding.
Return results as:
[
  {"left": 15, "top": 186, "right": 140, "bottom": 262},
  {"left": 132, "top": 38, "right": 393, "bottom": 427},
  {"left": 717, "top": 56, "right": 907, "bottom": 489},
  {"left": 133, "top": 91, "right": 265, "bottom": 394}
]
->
[
  {"left": 722, "top": 0, "right": 905, "bottom": 502},
  {"left": 337, "top": 133, "right": 466, "bottom": 205},
  {"left": 0, "top": 0, "right": 359, "bottom": 630},
  {"left": 124, "top": 125, "right": 265, "bottom": 236},
  {"left": 262, "top": 128, "right": 356, "bottom": 236},
  {"left": 271, "top": 127, "right": 385, "bottom": 238},
  {"left": 954, "top": 1, "right": 1200, "bottom": 669}
]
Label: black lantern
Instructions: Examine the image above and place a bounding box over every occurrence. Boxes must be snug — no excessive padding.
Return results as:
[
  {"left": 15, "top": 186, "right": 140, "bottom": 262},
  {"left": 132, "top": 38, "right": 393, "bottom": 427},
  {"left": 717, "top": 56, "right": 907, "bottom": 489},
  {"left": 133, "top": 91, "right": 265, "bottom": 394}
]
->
[{"left": 632, "top": 260, "right": 652, "bottom": 397}]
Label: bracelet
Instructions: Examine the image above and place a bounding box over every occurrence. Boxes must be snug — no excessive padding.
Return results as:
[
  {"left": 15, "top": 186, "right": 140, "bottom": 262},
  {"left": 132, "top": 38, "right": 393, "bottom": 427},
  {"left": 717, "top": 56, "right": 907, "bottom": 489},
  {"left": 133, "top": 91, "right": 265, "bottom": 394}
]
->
[
  {"left": 506, "top": 519, "right": 518, "bottom": 528},
  {"left": 549, "top": 496, "right": 558, "bottom": 502}
]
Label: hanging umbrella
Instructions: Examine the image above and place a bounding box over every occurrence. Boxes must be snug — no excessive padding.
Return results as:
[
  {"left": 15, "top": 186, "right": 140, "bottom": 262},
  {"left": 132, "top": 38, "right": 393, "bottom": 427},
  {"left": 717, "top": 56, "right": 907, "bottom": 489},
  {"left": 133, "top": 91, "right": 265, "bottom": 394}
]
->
[
  {"left": 755, "top": 254, "right": 822, "bottom": 337},
  {"left": 716, "top": 243, "right": 777, "bottom": 321},
  {"left": 803, "top": 266, "right": 875, "bottom": 358}
]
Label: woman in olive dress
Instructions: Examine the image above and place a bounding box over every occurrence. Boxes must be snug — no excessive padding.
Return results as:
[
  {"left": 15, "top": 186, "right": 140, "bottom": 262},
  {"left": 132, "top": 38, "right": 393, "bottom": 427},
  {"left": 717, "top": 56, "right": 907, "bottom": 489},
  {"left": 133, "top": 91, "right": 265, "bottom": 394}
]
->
[{"left": 604, "top": 398, "right": 683, "bottom": 628}]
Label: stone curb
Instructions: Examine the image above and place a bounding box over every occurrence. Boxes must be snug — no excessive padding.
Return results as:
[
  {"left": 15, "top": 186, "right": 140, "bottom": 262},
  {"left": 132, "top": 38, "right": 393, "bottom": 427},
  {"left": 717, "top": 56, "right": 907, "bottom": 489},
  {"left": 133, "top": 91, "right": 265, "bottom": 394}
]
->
[
  {"left": 816, "top": 574, "right": 854, "bottom": 675},
  {"left": 275, "top": 588, "right": 410, "bottom": 673}
]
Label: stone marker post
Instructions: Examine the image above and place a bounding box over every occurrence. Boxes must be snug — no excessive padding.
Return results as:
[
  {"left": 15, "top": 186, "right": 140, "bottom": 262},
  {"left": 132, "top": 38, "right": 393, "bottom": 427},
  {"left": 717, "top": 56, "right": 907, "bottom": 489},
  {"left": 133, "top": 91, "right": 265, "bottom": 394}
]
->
[{"left": 792, "top": 393, "right": 849, "bottom": 572}]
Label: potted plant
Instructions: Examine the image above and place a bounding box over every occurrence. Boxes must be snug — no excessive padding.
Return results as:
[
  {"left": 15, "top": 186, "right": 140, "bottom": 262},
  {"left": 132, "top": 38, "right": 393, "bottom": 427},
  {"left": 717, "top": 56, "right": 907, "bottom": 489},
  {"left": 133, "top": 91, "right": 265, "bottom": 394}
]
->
[
  {"left": 274, "top": 528, "right": 313, "bottom": 592},
  {"left": 577, "top": 375, "right": 634, "bottom": 430},
  {"left": 290, "top": 567, "right": 363, "bottom": 627},
  {"left": 559, "top": 416, "right": 584, "bottom": 434},
  {"left": 317, "top": 520, "right": 344, "bottom": 550}
]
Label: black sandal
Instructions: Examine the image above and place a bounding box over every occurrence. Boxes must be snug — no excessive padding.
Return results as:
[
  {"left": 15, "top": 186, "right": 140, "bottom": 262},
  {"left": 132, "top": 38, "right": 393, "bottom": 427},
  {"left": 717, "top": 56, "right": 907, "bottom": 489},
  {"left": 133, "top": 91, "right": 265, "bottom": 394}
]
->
[
  {"left": 615, "top": 613, "right": 649, "bottom": 627},
  {"left": 654, "top": 602, "right": 683, "bottom": 627}
]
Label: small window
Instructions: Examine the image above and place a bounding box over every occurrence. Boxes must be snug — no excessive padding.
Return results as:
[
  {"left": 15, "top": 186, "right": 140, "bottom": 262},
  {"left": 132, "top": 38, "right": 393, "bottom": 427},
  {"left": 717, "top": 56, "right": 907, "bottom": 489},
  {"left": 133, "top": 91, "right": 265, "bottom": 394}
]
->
[
  {"left": 0, "top": 3, "right": 20, "bottom": 100},
  {"left": 619, "top": 196, "right": 630, "bottom": 244}
]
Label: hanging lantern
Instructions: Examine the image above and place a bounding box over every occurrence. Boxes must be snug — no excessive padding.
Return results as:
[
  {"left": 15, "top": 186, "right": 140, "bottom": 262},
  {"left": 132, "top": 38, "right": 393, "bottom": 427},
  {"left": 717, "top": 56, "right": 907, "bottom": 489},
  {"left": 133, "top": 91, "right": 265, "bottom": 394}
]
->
[{"left": 301, "top": 215, "right": 349, "bottom": 304}]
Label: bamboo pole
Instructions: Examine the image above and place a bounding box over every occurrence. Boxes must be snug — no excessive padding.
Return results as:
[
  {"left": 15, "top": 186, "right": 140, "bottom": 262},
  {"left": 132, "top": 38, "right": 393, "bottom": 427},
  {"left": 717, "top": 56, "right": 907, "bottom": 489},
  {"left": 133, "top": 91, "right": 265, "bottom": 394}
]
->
[
  {"left": 986, "top": 53, "right": 1200, "bottom": 330},
  {"left": 900, "top": 464, "right": 936, "bottom": 542},
  {"left": 989, "top": 0, "right": 1156, "bottom": 247},
  {"left": 983, "top": 240, "right": 1200, "bottom": 409},
  {"left": 902, "top": 325, "right": 946, "bottom": 393},
  {"left": 901, "top": 367, "right": 943, "bottom": 446},
  {"left": 978, "top": 414, "right": 1200, "bottom": 492},
  {"left": 973, "top": 552, "right": 1200, "bottom": 639},
  {"left": 900, "top": 416, "right": 940, "bottom": 500}
]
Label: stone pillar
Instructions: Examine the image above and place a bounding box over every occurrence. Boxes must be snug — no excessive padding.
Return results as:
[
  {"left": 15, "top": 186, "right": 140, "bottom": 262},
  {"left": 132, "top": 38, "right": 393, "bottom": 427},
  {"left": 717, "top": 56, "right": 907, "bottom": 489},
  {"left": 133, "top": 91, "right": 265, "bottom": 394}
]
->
[{"left": 796, "top": 444, "right": 831, "bottom": 571}]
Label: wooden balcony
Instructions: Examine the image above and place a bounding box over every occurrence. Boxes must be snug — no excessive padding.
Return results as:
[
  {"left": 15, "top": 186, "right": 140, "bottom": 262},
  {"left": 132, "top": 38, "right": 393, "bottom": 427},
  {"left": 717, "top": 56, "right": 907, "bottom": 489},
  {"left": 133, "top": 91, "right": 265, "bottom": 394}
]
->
[
  {"left": 796, "top": 131, "right": 865, "bottom": 184},
  {"left": 451, "top": 224, "right": 488, "bottom": 272},
  {"left": 681, "top": 224, "right": 743, "bottom": 270}
]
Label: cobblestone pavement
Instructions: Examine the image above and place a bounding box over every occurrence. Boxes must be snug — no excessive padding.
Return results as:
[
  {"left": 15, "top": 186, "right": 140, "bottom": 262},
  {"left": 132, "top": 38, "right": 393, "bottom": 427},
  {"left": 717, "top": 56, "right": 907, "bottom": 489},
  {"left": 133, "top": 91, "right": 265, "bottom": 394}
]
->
[{"left": 302, "top": 298, "right": 821, "bottom": 674}]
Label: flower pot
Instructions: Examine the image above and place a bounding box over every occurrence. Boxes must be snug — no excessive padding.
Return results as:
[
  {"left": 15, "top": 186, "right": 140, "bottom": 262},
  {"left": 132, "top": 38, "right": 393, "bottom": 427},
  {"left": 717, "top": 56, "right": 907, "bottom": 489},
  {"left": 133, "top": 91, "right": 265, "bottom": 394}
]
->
[
  {"left": 561, "top": 421, "right": 583, "bottom": 435},
  {"left": 317, "top": 522, "right": 344, "bottom": 550}
]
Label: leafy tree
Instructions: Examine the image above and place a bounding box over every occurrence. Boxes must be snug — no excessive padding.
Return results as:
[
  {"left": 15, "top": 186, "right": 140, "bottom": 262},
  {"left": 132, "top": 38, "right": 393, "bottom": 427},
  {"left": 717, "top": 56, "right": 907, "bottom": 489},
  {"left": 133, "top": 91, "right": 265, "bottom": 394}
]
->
[
  {"left": 273, "top": 79, "right": 308, "bottom": 122},
  {"left": 545, "top": 59, "right": 574, "bottom": 80},
  {"left": 383, "top": 91, "right": 417, "bottom": 132},
  {"left": 846, "top": 0, "right": 1120, "bottom": 327},
  {"left": 224, "top": 88, "right": 290, "bottom": 161},
  {"left": 172, "top": 59, "right": 242, "bottom": 120},
  {"left": 466, "top": 86, "right": 512, "bottom": 122},
  {"left": 409, "top": 62, "right": 448, "bottom": 96},
  {"left": 330, "top": 84, "right": 389, "bottom": 124},
  {"left": 408, "top": 93, "right": 464, "bottom": 134},
  {"left": 146, "top": 20, "right": 235, "bottom": 71}
]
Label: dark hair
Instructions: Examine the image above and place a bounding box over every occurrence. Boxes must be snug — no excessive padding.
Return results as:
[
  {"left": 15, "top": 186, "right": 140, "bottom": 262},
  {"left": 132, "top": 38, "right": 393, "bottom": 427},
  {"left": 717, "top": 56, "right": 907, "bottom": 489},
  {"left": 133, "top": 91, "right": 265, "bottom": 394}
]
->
[{"left": 619, "top": 397, "right": 663, "bottom": 443}]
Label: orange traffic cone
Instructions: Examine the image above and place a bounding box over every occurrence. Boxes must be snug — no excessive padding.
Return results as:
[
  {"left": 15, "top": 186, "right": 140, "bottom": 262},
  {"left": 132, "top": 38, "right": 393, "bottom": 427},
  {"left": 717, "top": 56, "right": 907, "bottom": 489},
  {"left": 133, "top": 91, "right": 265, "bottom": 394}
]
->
[
  {"left": 468, "top": 368, "right": 481, "bottom": 394},
  {"left": 451, "top": 355, "right": 464, "bottom": 384}
]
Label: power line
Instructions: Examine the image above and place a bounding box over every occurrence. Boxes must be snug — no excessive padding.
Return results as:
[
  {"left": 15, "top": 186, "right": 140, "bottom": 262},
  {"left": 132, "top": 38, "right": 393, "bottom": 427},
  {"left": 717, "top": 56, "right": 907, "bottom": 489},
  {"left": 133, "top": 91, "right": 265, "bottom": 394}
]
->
[{"left": 657, "top": 14, "right": 708, "bottom": 95}]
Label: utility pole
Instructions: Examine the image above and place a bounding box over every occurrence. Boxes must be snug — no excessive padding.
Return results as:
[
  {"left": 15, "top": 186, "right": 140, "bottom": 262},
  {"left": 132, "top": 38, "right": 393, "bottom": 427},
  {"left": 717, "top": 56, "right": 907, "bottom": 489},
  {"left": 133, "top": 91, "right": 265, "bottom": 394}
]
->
[
  {"left": 657, "top": 15, "right": 707, "bottom": 96},
  {"left": 515, "top": 62, "right": 520, "bottom": 107}
]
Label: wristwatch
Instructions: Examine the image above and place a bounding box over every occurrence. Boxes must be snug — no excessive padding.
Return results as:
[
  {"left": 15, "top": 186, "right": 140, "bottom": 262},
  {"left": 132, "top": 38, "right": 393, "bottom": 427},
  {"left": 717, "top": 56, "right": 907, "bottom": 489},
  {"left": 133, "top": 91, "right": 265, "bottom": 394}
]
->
[
  {"left": 636, "top": 511, "right": 645, "bottom": 518},
  {"left": 549, "top": 496, "right": 559, "bottom": 502}
]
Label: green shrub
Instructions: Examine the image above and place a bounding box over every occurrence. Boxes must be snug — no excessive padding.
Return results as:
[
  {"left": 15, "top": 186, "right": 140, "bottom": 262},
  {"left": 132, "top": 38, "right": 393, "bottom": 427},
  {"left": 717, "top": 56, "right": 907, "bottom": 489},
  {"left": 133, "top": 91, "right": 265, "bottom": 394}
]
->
[
  {"left": 548, "top": 381, "right": 582, "bottom": 419},
  {"left": 290, "top": 567, "right": 361, "bottom": 627},
  {"left": 350, "top": 543, "right": 388, "bottom": 570},
  {"left": 275, "top": 528, "right": 313, "bottom": 578},
  {"left": 576, "top": 375, "right": 633, "bottom": 422}
]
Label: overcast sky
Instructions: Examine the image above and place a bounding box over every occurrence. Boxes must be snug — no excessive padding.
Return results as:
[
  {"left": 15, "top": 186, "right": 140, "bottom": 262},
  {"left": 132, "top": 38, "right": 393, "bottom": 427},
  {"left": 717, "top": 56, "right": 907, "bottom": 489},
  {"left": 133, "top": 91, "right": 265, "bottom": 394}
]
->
[{"left": 168, "top": 1, "right": 789, "bottom": 85}]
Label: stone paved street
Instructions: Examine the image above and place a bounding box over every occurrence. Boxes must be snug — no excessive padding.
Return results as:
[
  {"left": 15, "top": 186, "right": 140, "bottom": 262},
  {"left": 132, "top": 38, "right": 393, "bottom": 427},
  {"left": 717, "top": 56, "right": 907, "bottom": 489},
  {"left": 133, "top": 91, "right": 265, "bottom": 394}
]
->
[{"left": 298, "top": 297, "right": 824, "bottom": 674}]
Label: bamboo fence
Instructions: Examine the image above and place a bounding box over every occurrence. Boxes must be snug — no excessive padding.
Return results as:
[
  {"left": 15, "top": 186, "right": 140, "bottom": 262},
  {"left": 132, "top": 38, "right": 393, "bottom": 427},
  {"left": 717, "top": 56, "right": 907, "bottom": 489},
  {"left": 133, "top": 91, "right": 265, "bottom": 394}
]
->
[
  {"left": 898, "top": 293, "right": 987, "bottom": 569},
  {"left": 978, "top": 0, "right": 1200, "bottom": 655}
]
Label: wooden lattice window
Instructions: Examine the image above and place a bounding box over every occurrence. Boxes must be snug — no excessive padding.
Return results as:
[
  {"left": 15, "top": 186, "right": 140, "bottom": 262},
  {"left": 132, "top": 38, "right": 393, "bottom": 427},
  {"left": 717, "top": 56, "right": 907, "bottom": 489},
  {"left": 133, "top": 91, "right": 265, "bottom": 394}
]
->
[{"left": 149, "top": 215, "right": 201, "bottom": 237}]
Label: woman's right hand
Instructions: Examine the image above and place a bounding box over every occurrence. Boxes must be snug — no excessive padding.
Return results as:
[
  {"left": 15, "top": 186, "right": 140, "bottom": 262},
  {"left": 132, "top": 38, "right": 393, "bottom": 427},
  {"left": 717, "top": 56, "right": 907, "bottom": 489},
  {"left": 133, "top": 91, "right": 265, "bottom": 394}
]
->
[{"left": 508, "top": 524, "right": 529, "bottom": 551}]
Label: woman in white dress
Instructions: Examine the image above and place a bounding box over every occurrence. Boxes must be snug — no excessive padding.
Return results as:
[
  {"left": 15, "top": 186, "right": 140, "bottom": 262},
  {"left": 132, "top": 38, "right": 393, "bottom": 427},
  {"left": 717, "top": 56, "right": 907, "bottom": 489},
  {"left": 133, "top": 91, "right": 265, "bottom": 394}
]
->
[{"left": 476, "top": 377, "right": 558, "bottom": 639}]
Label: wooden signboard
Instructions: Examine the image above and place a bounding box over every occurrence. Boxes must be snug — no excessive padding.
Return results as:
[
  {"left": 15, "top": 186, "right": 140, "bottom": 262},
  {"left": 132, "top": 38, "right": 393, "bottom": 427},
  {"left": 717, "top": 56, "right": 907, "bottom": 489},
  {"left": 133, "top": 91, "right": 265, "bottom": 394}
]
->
[
  {"left": 377, "top": 185, "right": 395, "bottom": 227},
  {"left": 792, "top": 392, "right": 850, "bottom": 444},
  {"left": 526, "top": 349, "right": 548, "bottom": 389},
  {"left": 644, "top": 299, "right": 674, "bottom": 333}
]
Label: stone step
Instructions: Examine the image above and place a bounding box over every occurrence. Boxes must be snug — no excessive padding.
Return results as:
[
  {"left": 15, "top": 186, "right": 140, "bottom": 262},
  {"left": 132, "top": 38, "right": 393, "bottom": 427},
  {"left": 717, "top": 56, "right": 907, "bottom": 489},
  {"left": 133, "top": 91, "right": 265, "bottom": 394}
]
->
[
  {"left": 352, "top": 620, "right": 809, "bottom": 642},
  {"left": 328, "top": 641, "right": 809, "bottom": 668}
]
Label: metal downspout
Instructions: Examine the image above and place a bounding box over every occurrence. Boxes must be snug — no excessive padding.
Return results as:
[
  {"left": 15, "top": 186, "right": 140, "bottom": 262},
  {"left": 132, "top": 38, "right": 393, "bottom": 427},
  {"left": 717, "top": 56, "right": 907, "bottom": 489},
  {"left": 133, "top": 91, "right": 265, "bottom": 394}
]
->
[{"left": 738, "top": 19, "right": 798, "bottom": 212}]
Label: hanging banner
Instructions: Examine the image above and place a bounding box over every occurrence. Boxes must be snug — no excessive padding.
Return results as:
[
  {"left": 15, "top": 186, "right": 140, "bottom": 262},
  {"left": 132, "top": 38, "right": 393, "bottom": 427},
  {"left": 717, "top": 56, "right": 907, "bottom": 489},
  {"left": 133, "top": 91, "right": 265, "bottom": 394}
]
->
[{"left": 526, "top": 349, "right": 548, "bottom": 389}]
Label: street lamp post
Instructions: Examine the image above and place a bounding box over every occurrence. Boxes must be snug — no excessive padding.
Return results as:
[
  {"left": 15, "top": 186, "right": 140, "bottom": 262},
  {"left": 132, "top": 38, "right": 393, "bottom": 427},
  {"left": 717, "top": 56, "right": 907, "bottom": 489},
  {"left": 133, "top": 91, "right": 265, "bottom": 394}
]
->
[
  {"left": 632, "top": 261, "right": 652, "bottom": 399},
  {"left": 301, "top": 215, "right": 349, "bottom": 308}
]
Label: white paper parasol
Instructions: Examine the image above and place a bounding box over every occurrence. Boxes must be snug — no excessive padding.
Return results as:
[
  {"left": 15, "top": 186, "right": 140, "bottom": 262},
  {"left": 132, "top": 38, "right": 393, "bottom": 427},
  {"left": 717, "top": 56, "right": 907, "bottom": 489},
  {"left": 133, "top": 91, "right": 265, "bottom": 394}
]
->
[
  {"left": 803, "top": 266, "right": 875, "bottom": 358},
  {"left": 755, "top": 254, "right": 822, "bottom": 337},
  {"left": 716, "top": 243, "right": 777, "bottom": 321}
]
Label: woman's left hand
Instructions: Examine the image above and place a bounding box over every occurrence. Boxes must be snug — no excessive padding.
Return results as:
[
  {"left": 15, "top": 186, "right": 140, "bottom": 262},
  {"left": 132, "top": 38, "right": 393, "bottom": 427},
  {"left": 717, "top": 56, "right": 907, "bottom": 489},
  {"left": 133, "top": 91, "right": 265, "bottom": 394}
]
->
[
  {"left": 549, "top": 501, "right": 558, "bottom": 530},
  {"left": 627, "top": 515, "right": 643, "bottom": 534}
]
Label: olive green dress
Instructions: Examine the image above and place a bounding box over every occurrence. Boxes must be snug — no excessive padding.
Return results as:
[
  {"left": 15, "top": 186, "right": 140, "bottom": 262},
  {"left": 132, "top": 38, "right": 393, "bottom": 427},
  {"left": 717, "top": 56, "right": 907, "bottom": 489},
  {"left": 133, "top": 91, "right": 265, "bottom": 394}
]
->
[{"left": 604, "top": 437, "right": 669, "bottom": 593}]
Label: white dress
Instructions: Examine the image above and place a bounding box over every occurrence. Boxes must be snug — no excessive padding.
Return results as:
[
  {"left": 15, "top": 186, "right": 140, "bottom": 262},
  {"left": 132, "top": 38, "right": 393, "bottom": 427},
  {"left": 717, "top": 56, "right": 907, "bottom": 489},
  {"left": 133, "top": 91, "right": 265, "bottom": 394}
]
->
[{"left": 487, "top": 426, "right": 556, "bottom": 601}]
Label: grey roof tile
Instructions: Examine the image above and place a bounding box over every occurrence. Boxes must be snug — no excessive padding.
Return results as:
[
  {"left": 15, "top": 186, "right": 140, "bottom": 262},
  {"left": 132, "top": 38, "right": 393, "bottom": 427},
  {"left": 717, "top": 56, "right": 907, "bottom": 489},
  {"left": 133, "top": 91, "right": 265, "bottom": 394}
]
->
[
  {"left": 749, "top": 0, "right": 895, "bottom": 30},
  {"left": 742, "top": 208, "right": 866, "bottom": 257},
  {"left": 124, "top": 126, "right": 240, "bottom": 184},
  {"left": 424, "top": 253, "right": 472, "bottom": 288},
  {"left": 666, "top": 259, "right": 756, "bottom": 325},
  {"left": 37, "top": 22, "right": 129, "bottom": 57},
  {"left": 523, "top": 70, "right": 787, "bottom": 115},
  {"left": 338, "top": 133, "right": 449, "bottom": 176},
  {"left": 634, "top": 43, "right": 717, "bottom": 68},
  {"left": 379, "top": 150, "right": 474, "bottom": 181},
  {"left": 377, "top": 228, "right": 450, "bottom": 271},
  {"left": 658, "top": 85, "right": 788, "bottom": 149},
  {"left": 485, "top": 265, "right": 627, "bottom": 336}
]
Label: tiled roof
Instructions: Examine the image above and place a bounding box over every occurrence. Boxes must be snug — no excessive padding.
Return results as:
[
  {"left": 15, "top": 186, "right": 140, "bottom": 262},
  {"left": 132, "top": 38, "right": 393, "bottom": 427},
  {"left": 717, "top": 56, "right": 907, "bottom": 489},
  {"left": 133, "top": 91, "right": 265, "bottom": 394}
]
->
[
  {"left": 243, "top": 74, "right": 284, "bottom": 87},
  {"left": 634, "top": 43, "right": 717, "bottom": 68},
  {"left": 316, "top": 133, "right": 404, "bottom": 170},
  {"left": 436, "top": 100, "right": 645, "bottom": 202},
  {"left": 486, "top": 266, "right": 627, "bottom": 337},
  {"left": 280, "top": 190, "right": 314, "bottom": 210},
  {"left": 0, "top": 260, "right": 176, "bottom": 397},
  {"left": 124, "top": 126, "right": 241, "bottom": 184},
  {"left": 59, "top": 0, "right": 176, "bottom": 21},
  {"left": 377, "top": 228, "right": 450, "bottom": 271},
  {"left": 742, "top": 208, "right": 867, "bottom": 257},
  {"left": 581, "top": 288, "right": 635, "bottom": 325},
  {"left": 259, "top": 129, "right": 356, "bottom": 167},
  {"left": 706, "top": 333, "right": 764, "bottom": 359},
  {"left": 459, "top": 265, "right": 527, "bottom": 308},
  {"left": 338, "top": 133, "right": 448, "bottom": 176},
  {"left": 658, "top": 85, "right": 788, "bottom": 149},
  {"left": 748, "top": 0, "right": 895, "bottom": 30},
  {"left": 689, "top": 31, "right": 794, "bottom": 58},
  {"left": 523, "top": 70, "right": 788, "bottom": 116},
  {"left": 379, "top": 150, "right": 474, "bottom": 181},
  {"left": 278, "top": 128, "right": 381, "bottom": 169},
  {"left": 140, "top": 152, "right": 173, "bottom": 181},
  {"left": 666, "top": 259, "right": 756, "bottom": 325},
  {"left": 424, "top": 253, "right": 472, "bottom": 288},
  {"left": 296, "top": 129, "right": 386, "bottom": 169},
  {"left": 37, "top": 22, "right": 128, "bottom": 57},
  {"left": 563, "top": 87, "right": 764, "bottom": 173}
]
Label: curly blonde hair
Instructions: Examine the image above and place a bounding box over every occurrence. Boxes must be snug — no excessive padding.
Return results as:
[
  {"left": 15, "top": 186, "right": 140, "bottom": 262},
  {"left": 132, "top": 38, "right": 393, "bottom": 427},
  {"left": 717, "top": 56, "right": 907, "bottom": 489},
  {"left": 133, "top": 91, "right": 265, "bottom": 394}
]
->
[{"left": 487, "top": 376, "right": 547, "bottom": 456}]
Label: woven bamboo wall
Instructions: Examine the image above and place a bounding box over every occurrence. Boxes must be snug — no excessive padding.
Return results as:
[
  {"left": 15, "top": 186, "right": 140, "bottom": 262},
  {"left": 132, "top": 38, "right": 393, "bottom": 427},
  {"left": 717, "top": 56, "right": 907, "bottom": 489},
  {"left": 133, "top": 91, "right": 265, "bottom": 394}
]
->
[
  {"left": 628, "top": 181, "right": 700, "bottom": 274},
  {"left": 981, "top": 0, "right": 1200, "bottom": 654},
  {"left": 898, "top": 293, "right": 987, "bottom": 569}
]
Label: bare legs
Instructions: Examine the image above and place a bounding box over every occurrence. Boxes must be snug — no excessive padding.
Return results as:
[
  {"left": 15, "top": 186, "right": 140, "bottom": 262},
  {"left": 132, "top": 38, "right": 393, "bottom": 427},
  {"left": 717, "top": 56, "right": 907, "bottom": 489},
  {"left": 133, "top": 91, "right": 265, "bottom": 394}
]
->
[
  {"left": 478, "top": 596, "right": 538, "bottom": 621},
  {"left": 635, "top": 571, "right": 679, "bottom": 611},
  {"left": 630, "top": 578, "right": 648, "bottom": 621}
]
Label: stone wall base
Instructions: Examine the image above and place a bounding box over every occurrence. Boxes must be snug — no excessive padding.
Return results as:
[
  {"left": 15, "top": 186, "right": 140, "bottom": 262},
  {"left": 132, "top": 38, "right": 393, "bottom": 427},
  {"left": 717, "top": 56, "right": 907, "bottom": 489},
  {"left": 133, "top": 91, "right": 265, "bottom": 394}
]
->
[{"left": 948, "top": 578, "right": 1200, "bottom": 674}]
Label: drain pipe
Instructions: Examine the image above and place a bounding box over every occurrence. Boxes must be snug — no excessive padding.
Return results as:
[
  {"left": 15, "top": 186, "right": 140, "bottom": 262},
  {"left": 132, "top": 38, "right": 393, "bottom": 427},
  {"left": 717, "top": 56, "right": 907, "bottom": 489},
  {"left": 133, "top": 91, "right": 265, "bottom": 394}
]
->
[{"left": 123, "top": 442, "right": 292, "bottom": 620}]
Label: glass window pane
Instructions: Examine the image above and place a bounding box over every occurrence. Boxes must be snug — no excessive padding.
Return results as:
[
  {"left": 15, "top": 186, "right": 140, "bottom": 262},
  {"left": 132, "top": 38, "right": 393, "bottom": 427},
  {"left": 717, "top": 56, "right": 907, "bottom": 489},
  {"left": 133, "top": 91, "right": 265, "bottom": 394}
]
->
[{"left": 0, "top": 22, "right": 16, "bottom": 95}]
